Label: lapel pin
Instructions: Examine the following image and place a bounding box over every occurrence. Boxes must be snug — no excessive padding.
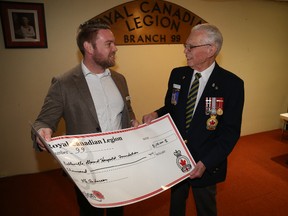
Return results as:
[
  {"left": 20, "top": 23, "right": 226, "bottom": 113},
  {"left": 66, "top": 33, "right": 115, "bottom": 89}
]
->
[{"left": 212, "top": 83, "right": 218, "bottom": 90}]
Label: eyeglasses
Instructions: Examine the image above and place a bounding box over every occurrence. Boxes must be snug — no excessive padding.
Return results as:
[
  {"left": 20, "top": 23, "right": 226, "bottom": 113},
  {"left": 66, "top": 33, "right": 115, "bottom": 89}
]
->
[{"left": 184, "top": 43, "right": 211, "bottom": 51}]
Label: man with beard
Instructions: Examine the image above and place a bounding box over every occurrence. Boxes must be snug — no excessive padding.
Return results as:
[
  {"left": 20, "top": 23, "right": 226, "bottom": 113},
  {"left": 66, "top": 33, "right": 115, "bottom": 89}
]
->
[
  {"left": 31, "top": 20, "right": 139, "bottom": 216},
  {"left": 143, "top": 23, "right": 244, "bottom": 216}
]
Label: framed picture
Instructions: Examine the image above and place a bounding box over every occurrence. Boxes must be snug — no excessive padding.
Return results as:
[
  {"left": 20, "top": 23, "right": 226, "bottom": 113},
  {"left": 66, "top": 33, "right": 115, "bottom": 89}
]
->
[{"left": 0, "top": 1, "right": 47, "bottom": 48}]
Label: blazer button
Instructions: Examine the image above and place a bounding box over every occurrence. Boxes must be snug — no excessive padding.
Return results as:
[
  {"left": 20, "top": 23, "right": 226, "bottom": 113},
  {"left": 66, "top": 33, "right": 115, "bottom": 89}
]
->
[
  {"left": 213, "top": 168, "right": 219, "bottom": 174},
  {"left": 184, "top": 140, "right": 188, "bottom": 144}
]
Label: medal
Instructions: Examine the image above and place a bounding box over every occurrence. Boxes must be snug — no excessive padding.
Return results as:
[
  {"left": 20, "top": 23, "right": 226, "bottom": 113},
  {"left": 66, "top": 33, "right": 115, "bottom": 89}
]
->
[
  {"left": 206, "top": 97, "right": 224, "bottom": 115},
  {"left": 205, "top": 97, "right": 211, "bottom": 115},
  {"left": 217, "top": 108, "right": 223, "bottom": 116},
  {"left": 206, "top": 115, "right": 218, "bottom": 130},
  {"left": 216, "top": 97, "right": 224, "bottom": 116},
  {"left": 205, "top": 97, "right": 224, "bottom": 130},
  {"left": 171, "top": 84, "right": 181, "bottom": 105},
  {"left": 211, "top": 97, "right": 217, "bottom": 115}
]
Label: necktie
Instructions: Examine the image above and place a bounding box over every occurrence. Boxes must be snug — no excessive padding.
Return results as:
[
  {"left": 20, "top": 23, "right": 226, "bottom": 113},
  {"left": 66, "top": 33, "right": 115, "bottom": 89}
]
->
[{"left": 185, "top": 73, "right": 201, "bottom": 130}]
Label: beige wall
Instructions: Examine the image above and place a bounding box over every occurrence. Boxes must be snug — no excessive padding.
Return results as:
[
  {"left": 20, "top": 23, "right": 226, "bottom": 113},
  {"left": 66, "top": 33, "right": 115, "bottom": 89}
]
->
[{"left": 0, "top": 0, "right": 287, "bottom": 177}]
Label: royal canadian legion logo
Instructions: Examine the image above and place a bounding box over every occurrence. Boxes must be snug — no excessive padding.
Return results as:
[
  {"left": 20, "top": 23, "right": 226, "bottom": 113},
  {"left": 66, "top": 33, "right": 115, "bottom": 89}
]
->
[{"left": 174, "top": 150, "right": 192, "bottom": 172}]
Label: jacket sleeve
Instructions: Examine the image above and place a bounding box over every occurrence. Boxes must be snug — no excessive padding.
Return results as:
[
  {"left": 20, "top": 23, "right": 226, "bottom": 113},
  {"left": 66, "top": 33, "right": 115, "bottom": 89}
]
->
[
  {"left": 31, "top": 76, "right": 64, "bottom": 150},
  {"left": 156, "top": 69, "right": 176, "bottom": 116}
]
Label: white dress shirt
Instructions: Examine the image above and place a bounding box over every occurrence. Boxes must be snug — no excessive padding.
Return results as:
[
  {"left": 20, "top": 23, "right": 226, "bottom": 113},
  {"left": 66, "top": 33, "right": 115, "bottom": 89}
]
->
[
  {"left": 82, "top": 62, "right": 124, "bottom": 132},
  {"left": 190, "top": 62, "right": 215, "bottom": 115}
]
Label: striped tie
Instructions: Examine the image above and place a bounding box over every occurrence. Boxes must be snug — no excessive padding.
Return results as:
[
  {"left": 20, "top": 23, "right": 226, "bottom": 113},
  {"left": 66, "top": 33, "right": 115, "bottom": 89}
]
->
[{"left": 185, "top": 73, "right": 201, "bottom": 130}]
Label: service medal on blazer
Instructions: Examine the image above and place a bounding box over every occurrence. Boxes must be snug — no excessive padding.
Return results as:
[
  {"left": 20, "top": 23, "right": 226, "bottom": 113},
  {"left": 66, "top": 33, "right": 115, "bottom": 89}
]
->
[
  {"left": 217, "top": 108, "right": 223, "bottom": 116},
  {"left": 206, "top": 97, "right": 224, "bottom": 115},
  {"left": 205, "top": 97, "right": 224, "bottom": 130},
  {"left": 206, "top": 115, "right": 218, "bottom": 130},
  {"left": 216, "top": 97, "right": 224, "bottom": 116},
  {"left": 171, "top": 84, "right": 181, "bottom": 105}
]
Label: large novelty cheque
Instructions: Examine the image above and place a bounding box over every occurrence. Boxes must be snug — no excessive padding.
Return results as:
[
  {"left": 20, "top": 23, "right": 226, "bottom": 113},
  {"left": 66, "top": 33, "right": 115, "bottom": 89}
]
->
[{"left": 36, "top": 114, "right": 195, "bottom": 207}]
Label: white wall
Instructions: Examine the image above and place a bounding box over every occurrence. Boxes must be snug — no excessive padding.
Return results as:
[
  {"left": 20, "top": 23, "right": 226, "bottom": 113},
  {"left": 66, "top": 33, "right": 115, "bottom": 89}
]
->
[{"left": 0, "top": 0, "right": 287, "bottom": 177}]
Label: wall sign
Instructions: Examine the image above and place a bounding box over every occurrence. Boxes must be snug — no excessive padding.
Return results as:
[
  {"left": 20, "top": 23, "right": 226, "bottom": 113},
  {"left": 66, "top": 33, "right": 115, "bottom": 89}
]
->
[{"left": 89, "top": 0, "right": 206, "bottom": 45}]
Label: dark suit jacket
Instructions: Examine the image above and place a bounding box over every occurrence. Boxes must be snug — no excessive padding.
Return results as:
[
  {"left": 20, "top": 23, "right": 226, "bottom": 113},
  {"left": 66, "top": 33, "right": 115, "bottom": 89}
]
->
[
  {"left": 32, "top": 64, "right": 135, "bottom": 150},
  {"left": 157, "top": 63, "right": 244, "bottom": 187}
]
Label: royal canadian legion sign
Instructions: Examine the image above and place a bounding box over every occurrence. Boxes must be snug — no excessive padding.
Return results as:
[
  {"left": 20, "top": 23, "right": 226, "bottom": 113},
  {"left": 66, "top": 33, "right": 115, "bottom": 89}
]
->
[{"left": 89, "top": 0, "right": 206, "bottom": 45}]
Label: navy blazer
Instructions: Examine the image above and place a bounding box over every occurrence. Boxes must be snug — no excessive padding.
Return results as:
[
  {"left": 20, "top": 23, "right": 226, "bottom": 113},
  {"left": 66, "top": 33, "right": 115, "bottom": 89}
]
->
[{"left": 157, "top": 63, "right": 244, "bottom": 187}]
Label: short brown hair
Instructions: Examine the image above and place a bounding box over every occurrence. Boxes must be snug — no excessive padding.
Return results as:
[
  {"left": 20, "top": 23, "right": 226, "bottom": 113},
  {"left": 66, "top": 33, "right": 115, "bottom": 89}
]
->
[{"left": 77, "top": 19, "right": 111, "bottom": 55}]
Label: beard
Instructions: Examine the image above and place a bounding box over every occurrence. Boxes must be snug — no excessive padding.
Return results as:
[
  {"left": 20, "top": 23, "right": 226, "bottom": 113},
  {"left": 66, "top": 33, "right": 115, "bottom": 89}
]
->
[{"left": 92, "top": 52, "right": 116, "bottom": 69}]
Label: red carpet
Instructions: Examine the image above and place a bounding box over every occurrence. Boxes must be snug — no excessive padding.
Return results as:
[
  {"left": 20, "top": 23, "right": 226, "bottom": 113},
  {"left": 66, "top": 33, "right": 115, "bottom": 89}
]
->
[
  {"left": 1, "top": 129, "right": 288, "bottom": 216},
  {"left": 271, "top": 153, "right": 288, "bottom": 169}
]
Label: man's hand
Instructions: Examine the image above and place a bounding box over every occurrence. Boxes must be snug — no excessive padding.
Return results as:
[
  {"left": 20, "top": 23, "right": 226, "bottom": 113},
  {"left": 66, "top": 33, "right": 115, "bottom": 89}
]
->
[
  {"left": 189, "top": 161, "right": 206, "bottom": 179},
  {"left": 36, "top": 128, "right": 53, "bottom": 151},
  {"left": 142, "top": 112, "right": 158, "bottom": 124},
  {"left": 131, "top": 119, "right": 140, "bottom": 127}
]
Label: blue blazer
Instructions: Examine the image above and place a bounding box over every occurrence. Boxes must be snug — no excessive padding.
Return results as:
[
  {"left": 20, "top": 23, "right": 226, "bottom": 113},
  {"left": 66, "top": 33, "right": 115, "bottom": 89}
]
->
[{"left": 157, "top": 63, "right": 244, "bottom": 186}]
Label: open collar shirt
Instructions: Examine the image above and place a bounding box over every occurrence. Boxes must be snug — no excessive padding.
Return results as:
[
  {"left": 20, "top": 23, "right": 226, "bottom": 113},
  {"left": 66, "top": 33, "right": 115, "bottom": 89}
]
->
[{"left": 82, "top": 61, "right": 124, "bottom": 132}]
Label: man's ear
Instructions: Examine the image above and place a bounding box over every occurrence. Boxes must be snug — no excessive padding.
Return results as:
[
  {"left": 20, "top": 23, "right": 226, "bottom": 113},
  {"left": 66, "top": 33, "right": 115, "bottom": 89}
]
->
[
  {"left": 83, "top": 41, "right": 94, "bottom": 54},
  {"left": 208, "top": 45, "right": 217, "bottom": 57}
]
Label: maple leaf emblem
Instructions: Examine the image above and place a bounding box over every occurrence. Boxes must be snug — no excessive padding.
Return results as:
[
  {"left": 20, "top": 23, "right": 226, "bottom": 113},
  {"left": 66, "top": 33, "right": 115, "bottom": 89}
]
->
[
  {"left": 210, "top": 120, "right": 216, "bottom": 125},
  {"left": 180, "top": 159, "right": 187, "bottom": 166}
]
